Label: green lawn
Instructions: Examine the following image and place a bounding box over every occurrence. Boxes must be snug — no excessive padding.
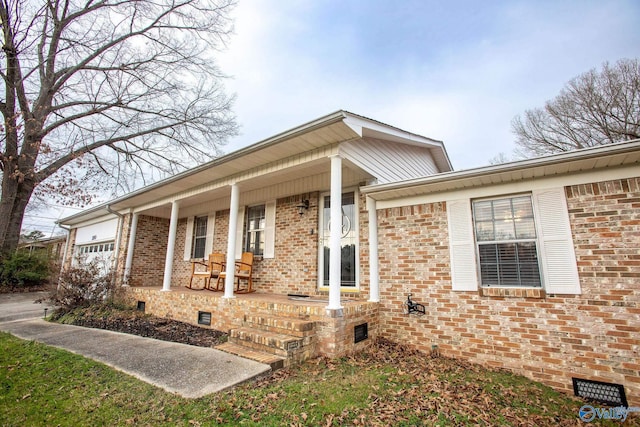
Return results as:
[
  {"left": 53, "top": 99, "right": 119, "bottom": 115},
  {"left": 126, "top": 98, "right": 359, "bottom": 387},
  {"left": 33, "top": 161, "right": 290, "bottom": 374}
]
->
[{"left": 0, "top": 332, "right": 630, "bottom": 426}]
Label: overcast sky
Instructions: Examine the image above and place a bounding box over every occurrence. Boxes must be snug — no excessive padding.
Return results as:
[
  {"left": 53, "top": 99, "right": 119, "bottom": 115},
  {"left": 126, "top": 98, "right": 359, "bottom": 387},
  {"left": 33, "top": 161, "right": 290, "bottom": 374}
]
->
[
  {"left": 26, "top": 0, "right": 640, "bottom": 236},
  {"left": 217, "top": 0, "right": 640, "bottom": 170}
]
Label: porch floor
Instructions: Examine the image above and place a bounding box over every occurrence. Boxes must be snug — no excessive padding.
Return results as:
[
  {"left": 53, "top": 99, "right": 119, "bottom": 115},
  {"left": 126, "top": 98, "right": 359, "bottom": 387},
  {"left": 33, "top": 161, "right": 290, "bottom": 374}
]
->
[
  {"left": 129, "top": 286, "right": 367, "bottom": 311},
  {"left": 127, "top": 286, "right": 377, "bottom": 324}
]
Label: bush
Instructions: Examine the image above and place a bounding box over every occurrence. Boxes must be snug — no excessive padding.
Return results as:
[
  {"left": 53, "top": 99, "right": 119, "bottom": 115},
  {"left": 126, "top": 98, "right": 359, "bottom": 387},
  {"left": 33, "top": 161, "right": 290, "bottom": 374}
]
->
[
  {"left": 47, "top": 259, "right": 118, "bottom": 313},
  {"left": 0, "top": 251, "right": 50, "bottom": 290}
]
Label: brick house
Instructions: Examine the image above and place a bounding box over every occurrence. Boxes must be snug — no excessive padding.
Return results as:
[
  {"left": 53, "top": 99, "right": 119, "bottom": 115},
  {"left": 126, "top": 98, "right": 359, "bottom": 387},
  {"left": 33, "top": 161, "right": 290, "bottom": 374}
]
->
[{"left": 59, "top": 111, "right": 640, "bottom": 404}]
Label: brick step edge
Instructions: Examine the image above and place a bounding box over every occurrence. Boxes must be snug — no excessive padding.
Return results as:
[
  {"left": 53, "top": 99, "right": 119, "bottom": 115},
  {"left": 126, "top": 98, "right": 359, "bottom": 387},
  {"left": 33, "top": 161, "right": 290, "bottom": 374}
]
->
[
  {"left": 243, "top": 315, "right": 316, "bottom": 337},
  {"left": 230, "top": 327, "right": 309, "bottom": 352},
  {"left": 215, "top": 342, "right": 285, "bottom": 370}
]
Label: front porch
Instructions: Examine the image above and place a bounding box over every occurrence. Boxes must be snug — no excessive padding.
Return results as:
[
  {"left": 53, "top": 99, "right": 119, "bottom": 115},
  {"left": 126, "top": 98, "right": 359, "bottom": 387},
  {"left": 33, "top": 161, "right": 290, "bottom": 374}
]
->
[{"left": 125, "top": 286, "right": 379, "bottom": 368}]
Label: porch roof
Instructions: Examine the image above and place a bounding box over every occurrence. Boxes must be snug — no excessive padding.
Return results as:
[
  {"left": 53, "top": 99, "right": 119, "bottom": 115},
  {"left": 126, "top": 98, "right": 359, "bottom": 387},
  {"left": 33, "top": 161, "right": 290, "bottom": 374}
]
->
[
  {"left": 59, "top": 111, "right": 451, "bottom": 226},
  {"left": 362, "top": 139, "right": 640, "bottom": 202}
]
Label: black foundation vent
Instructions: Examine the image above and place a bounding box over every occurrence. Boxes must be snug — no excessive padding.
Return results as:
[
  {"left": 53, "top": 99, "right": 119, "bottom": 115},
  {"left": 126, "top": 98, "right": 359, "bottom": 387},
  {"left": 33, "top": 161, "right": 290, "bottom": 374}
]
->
[
  {"left": 572, "top": 378, "right": 627, "bottom": 407},
  {"left": 354, "top": 323, "right": 368, "bottom": 343},
  {"left": 136, "top": 301, "right": 145, "bottom": 312},
  {"left": 198, "top": 311, "right": 212, "bottom": 326}
]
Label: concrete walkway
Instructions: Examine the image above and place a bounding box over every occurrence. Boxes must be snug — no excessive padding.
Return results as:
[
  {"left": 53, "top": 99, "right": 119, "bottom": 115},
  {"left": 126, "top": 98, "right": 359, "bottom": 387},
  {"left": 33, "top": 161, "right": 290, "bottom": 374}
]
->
[{"left": 0, "top": 292, "right": 271, "bottom": 398}]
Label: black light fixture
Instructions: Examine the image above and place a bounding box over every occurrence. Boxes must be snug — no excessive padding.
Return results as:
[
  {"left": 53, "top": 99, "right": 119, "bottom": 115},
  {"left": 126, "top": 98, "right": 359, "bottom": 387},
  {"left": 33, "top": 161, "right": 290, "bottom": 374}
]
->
[{"left": 296, "top": 198, "right": 309, "bottom": 216}]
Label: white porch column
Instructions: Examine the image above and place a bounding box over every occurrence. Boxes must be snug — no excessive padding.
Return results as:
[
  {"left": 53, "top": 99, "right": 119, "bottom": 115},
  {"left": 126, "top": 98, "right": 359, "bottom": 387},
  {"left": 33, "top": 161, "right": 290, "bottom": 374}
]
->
[
  {"left": 224, "top": 183, "right": 240, "bottom": 299},
  {"left": 328, "top": 155, "right": 343, "bottom": 310},
  {"left": 123, "top": 212, "right": 139, "bottom": 286},
  {"left": 162, "top": 201, "right": 180, "bottom": 291},
  {"left": 366, "top": 196, "right": 380, "bottom": 302}
]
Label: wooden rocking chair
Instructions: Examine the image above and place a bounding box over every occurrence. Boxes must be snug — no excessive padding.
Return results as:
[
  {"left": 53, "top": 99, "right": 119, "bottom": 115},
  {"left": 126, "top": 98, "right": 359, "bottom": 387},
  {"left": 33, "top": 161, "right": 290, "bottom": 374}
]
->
[
  {"left": 187, "top": 253, "right": 225, "bottom": 290},
  {"left": 216, "top": 252, "right": 255, "bottom": 293}
]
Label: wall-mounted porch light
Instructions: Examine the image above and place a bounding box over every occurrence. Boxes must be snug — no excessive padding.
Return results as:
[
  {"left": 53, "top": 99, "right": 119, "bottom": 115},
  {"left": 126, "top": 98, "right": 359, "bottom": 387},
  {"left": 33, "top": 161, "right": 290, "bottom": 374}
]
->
[{"left": 296, "top": 199, "right": 310, "bottom": 216}]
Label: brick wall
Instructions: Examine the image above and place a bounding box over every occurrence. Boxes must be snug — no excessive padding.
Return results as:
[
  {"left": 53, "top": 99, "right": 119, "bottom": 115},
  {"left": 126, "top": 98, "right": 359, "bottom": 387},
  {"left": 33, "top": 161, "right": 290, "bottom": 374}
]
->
[
  {"left": 253, "top": 194, "right": 320, "bottom": 295},
  {"left": 376, "top": 178, "right": 639, "bottom": 405},
  {"left": 125, "top": 287, "right": 378, "bottom": 358},
  {"left": 142, "top": 191, "right": 372, "bottom": 298},
  {"left": 128, "top": 215, "right": 169, "bottom": 287}
]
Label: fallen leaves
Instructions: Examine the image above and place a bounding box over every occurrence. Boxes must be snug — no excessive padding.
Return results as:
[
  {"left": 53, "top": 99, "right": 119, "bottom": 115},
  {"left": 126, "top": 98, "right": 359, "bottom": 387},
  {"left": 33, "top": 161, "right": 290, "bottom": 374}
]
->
[{"left": 217, "top": 337, "right": 584, "bottom": 426}]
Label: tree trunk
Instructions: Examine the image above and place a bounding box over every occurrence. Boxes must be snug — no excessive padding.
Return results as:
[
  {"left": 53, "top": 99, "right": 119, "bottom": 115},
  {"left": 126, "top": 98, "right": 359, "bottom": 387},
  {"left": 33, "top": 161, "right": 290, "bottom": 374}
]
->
[{"left": 0, "top": 169, "right": 35, "bottom": 256}]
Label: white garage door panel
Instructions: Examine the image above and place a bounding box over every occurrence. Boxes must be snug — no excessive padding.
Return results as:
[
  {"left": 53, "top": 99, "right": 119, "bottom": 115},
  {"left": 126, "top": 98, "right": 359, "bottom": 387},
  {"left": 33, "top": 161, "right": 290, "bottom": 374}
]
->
[{"left": 75, "top": 218, "right": 118, "bottom": 245}]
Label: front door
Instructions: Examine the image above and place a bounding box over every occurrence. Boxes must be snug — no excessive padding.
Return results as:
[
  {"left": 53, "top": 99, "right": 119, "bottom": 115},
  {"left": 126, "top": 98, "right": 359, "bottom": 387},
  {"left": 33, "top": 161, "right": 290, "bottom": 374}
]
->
[{"left": 319, "top": 191, "right": 358, "bottom": 289}]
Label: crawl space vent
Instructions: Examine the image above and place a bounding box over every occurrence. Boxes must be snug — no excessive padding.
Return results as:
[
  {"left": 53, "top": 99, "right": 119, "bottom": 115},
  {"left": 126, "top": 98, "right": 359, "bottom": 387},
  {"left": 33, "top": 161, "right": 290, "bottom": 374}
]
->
[
  {"left": 354, "top": 323, "right": 368, "bottom": 343},
  {"left": 197, "top": 311, "right": 212, "bottom": 326},
  {"left": 572, "top": 378, "right": 627, "bottom": 407},
  {"left": 136, "top": 301, "right": 145, "bottom": 312}
]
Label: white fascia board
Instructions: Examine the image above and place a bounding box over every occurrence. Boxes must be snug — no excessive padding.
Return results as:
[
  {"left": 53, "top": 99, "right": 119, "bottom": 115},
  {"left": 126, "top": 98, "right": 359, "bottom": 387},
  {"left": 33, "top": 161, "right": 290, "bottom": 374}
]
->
[
  {"left": 363, "top": 139, "right": 640, "bottom": 200},
  {"left": 374, "top": 163, "right": 640, "bottom": 210},
  {"left": 343, "top": 113, "right": 442, "bottom": 148}
]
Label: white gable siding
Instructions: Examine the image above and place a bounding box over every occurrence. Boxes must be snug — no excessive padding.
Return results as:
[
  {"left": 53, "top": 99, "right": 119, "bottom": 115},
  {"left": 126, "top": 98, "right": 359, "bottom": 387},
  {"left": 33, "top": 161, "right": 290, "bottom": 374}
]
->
[{"left": 340, "top": 138, "right": 439, "bottom": 184}]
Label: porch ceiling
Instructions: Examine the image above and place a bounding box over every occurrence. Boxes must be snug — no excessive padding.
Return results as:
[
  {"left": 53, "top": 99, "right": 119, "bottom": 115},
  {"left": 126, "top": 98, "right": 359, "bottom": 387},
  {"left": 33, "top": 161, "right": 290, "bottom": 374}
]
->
[{"left": 138, "top": 157, "right": 374, "bottom": 219}]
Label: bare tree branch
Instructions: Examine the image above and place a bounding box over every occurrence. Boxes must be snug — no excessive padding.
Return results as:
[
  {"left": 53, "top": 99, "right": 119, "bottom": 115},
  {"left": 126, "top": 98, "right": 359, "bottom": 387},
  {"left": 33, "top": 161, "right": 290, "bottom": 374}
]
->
[
  {"left": 0, "top": 0, "right": 238, "bottom": 253},
  {"left": 512, "top": 58, "right": 640, "bottom": 157}
]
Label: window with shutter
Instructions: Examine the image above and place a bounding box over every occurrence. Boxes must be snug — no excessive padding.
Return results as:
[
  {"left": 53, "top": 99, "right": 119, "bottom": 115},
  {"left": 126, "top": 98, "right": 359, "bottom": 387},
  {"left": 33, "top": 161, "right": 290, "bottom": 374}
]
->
[{"left": 447, "top": 189, "right": 581, "bottom": 294}]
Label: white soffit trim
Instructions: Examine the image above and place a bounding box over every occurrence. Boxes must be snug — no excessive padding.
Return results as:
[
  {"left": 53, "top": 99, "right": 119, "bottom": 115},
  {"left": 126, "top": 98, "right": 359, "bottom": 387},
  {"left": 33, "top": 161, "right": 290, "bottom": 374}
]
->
[{"left": 342, "top": 112, "right": 453, "bottom": 172}]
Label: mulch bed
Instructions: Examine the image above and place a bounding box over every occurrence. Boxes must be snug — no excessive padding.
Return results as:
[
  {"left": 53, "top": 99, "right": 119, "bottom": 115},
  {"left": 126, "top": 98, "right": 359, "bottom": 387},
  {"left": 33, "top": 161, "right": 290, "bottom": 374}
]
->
[{"left": 59, "top": 307, "right": 228, "bottom": 348}]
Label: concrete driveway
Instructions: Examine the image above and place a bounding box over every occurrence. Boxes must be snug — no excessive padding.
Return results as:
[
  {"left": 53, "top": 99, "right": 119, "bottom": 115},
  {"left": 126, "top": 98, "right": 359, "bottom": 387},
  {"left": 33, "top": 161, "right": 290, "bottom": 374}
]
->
[{"left": 0, "top": 292, "right": 271, "bottom": 398}]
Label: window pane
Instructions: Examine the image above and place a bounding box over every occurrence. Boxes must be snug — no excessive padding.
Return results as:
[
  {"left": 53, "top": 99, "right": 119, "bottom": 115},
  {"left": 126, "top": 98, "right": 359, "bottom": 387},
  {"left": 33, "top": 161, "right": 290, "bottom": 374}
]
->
[
  {"left": 515, "top": 218, "right": 536, "bottom": 239},
  {"left": 480, "top": 263, "right": 499, "bottom": 285},
  {"left": 512, "top": 196, "right": 534, "bottom": 218},
  {"left": 477, "top": 239, "right": 541, "bottom": 287},
  {"left": 497, "top": 243, "right": 517, "bottom": 265},
  {"left": 193, "top": 238, "right": 206, "bottom": 259},
  {"left": 246, "top": 205, "right": 266, "bottom": 255},
  {"left": 247, "top": 230, "right": 264, "bottom": 255},
  {"left": 194, "top": 216, "right": 207, "bottom": 237},
  {"left": 475, "top": 221, "right": 494, "bottom": 241},
  {"left": 478, "top": 244, "right": 499, "bottom": 285},
  {"left": 494, "top": 220, "right": 516, "bottom": 240},
  {"left": 473, "top": 200, "right": 493, "bottom": 221},
  {"left": 517, "top": 242, "right": 541, "bottom": 286},
  {"left": 492, "top": 199, "right": 512, "bottom": 222}
]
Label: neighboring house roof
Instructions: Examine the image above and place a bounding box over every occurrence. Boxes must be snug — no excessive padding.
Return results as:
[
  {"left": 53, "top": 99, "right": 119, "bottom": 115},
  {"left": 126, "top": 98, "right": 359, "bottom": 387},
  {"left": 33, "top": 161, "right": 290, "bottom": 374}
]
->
[
  {"left": 362, "top": 139, "right": 640, "bottom": 205},
  {"left": 58, "top": 111, "right": 451, "bottom": 226}
]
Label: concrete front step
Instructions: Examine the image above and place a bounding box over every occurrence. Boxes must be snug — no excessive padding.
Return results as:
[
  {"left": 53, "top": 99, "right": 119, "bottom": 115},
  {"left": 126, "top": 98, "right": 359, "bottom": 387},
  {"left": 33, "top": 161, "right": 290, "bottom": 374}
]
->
[
  {"left": 229, "top": 327, "right": 308, "bottom": 358},
  {"left": 243, "top": 314, "right": 316, "bottom": 338},
  {"left": 215, "top": 342, "right": 285, "bottom": 370}
]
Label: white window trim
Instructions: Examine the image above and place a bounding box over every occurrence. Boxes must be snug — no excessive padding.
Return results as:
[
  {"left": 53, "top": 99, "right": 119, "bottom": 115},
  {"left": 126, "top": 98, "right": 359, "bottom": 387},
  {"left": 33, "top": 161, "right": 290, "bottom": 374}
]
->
[
  {"left": 236, "top": 201, "right": 276, "bottom": 259},
  {"left": 447, "top": 187, "right": 581, "bottom": 294}
]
